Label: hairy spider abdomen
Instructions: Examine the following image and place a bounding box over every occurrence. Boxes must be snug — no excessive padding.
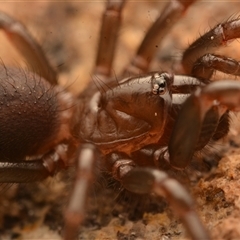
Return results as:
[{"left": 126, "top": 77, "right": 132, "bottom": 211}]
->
[{"left": 0, "top": 66, "right": 73, "bottom": 160}]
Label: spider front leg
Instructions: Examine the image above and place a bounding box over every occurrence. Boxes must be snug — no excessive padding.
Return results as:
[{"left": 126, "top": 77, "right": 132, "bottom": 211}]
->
[
  {"left": 124, "top": 0, "right": 198, "bottom": 76},
  {"left": 94, "top": 0, "right": 126, "bottom": 80},
  {"left": 182, "top": 18, "right": 240, "bottom": 80},
  {"left": 105, "top": 154, "right": 210, "bottom": 240},
  {"left": 94, "top": 0, "right": 199, "bottom": 81},
  {"left": 168, "top": 80, "right": 240, "bottom": 170}
]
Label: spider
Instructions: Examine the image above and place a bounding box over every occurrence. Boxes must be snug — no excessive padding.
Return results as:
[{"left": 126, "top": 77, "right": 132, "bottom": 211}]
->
[{"left": 1, "top": 1, "right": 240, "bottom": 240}]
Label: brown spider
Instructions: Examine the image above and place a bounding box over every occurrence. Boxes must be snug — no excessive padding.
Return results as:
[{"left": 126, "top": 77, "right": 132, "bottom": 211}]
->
[{"left": 1, "top": 1, "right": 240, "bottom": 239}]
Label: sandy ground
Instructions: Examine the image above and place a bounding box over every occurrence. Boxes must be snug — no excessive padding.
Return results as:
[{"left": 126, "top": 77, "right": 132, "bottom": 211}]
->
[{"left": 0, "top": 1, "right": 240, "bottom": 240}]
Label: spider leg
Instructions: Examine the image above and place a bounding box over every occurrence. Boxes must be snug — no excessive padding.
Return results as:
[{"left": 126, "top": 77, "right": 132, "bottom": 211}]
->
[
  {"left": 182, "top": 18, "right": 240, "bottom": 77},
  {"left": 123, "top": 0, "right": 198, "bottom": 76},
  {"left": 104, "top": 153, "right": 209, "bottom": 239},
  {"left": 0, "top": 143, "right": 100, "bottom": 240},
  {"left": 0, "top": 11, "right": 57, "bottom": 84},
  {"left": 94, "top": 0, "right": 126, "bottom": 81},
  {"left": 63, "top": 144, "right": 99, "bottom": 240},
  {"left": 0, "top": 160, "right": 52, "bottom": 182},
  {"left": 0, "top": 145, "right": 67, "bottom": 182},
  {"left": 191, "top": 53, "right": 240, "bottom": 80},
  {"left": 108, "top": 155, "right": 210, "bottom": 239},
  {"left": 168, "top": 80, "right": 240, "bottom": 169}
]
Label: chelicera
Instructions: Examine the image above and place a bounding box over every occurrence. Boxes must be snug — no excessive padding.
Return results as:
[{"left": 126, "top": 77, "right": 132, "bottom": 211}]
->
[{"left": 1, "top": 1, "right": 240, "bottom": 239}]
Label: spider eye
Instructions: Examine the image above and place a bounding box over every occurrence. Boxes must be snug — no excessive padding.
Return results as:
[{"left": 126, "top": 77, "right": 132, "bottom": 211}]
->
[{"left": 152, "top": 73, "right": 167, "bottom": 95}]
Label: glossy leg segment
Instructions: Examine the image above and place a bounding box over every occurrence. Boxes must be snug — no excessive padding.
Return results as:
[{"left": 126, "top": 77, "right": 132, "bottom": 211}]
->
[
  {"left": 0, "top": 160, "right": 51, "bottom": 182},
  {"left": 94, "top": 0, "right": 126, "bottom": 80},
  {"left": 123, "top": 0, "right": 198, "bottom": 76},
  {"left": 0, "top": 12, "right": 57, "bottom": 84},
  {"left": 192, "top": 53, "right": 240, "bottom": 80},
  {"left": 168, "top": 80, "right": 240, "bottom": 169},
  {"left": 0, "top": 143, "right": 99, "bottom": 240},
  {"left": 0, "top": 146, "right": 66, "bottom": 182},
  {"left": 104, "top": 153, "right": 210, "bottom": 239},
  {"left": 182, "top": 18, "right": 240, "bottom": 75},
  {"left": 63, "top": 144, "right": 99, "bottom": 240},
  {"left": 121, "top": 168, "right": 210, "bottom": 240}
]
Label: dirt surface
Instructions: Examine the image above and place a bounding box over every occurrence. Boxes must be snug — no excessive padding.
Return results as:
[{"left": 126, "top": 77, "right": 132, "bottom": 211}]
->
[{"left": 1, "top": 1, "right": 240, "bottom": 240}]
